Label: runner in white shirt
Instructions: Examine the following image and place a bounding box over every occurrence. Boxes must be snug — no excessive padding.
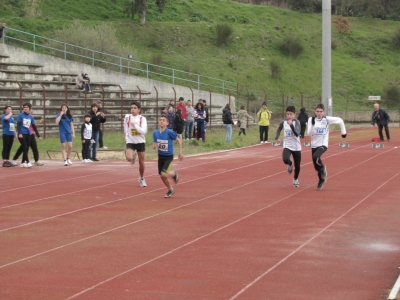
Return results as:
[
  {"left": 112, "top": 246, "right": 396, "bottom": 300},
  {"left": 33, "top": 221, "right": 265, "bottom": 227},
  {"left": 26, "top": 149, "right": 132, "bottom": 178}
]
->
[
  {"left": 275, "top": 106, "right": 302, "bottom": 187},
  {"left": 307, "top": 103, "right": 347, "bottom": 190},
  {"left": 124, "top": 101, "right": 148, "bottom": 187}
]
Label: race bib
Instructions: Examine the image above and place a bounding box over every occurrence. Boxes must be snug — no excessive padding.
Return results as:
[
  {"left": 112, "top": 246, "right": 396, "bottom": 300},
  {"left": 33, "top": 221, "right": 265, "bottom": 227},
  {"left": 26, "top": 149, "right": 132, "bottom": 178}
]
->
[
  {"left": 131, "top": 129, "right": 140, "bottom": 136},
  {"left": 285, "top": 129, "right": 294, "bottom": 137},
  {"left": 23, "top": 118, "right": 31, "bottom": 128},
  {"left": 315, "top": 127, "right": 326, "bottom": 135},
  {"left": 157, "top": 139, "right": 168, "bottom": 152},
  {"left": 9, "top": 123, "right": 15, "bottom": 131}
]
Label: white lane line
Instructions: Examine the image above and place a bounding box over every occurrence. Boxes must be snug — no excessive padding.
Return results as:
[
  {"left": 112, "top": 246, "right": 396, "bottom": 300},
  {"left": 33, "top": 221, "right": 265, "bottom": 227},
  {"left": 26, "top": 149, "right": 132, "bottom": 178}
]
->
[
  {"left": 230, "top": 172, "right": 400, "bottom": 300},
  {"left": 388, "top": 271, "right": 400, "bottom": 300}
]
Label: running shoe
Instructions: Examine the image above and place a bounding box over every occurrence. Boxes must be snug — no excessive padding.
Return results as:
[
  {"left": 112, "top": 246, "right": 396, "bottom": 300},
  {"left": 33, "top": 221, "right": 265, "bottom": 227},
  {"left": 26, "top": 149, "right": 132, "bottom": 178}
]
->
[
  {"left": 316, "top": 179, "right": 326, "bottom": 190},
  {"left": 11, "top": 160, "right": 17, "bottom": 166},
  {"left": 20, "top": 162, "right": 28, "bottom": 168},
  {"left": 131, "top": 150, "right": 137, "bottom": 165},
  {"left": 64, "top": 160, "right": 69, "bottom": 166},
  {"left": 293, "top": 179, "right": 300, "bottom": 188},
  {"left": 173, "top": 170, "right": 179, "bottom": 184},
  {"left": 287, "top": 162, "right": 293, "bottom": 174},
  {"left": 265, "top": 141, "right": 270, "bottom": 143},
  {"left": 34, "top": 161, "right": 44, "bottom": 166},
  {"left": 26, "top": 162, "right": 32, "bottom": 168},
  {"left": 164, "top": 189, "right": 175, "bottom": 198},
  {"left": 67, "top": 159, "right": 73, "bottom": 165},
  {"left": 260, "top": 141, "right": 264, "bottom": 144},
  {"left": 321, "top": 165, "right": 327, "bottom": 180},
  {"left": 138, "top": 177, "right": 147, "bottom": 187}
]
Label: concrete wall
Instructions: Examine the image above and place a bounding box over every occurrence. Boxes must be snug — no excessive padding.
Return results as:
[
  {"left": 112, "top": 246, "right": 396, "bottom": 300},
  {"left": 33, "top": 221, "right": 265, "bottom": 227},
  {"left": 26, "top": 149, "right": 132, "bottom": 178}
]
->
[{"left": 0, "top": 44, "right": 235, "bottom": 109}]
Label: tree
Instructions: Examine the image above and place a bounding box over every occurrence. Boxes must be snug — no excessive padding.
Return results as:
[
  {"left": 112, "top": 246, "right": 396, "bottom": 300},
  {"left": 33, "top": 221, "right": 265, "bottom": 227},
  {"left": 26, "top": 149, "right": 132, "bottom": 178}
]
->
[{"left": 124, "top": 0, "right": 167, "bottom": 24}]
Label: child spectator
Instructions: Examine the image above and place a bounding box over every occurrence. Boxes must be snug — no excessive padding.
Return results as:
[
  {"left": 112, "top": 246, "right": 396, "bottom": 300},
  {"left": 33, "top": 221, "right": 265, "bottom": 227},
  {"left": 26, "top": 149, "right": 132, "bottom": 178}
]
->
[
  {"left": 89, "top": 103, "right": 106, "bottom": 161},
  {"left": 152, "top": 114, "right": 184, "bottom": 198},
  {"left": 81, "top": 114, "right": 93, "bottom": 163},
  {"left": 124, "top": 101, "right": 148, "bottom": 187},
  {"left": 275, "top": 106, "right": 302, "bottom": 187},
  {"left": 2, "top": 106, "right": 16, "bottom": 167},
  {"left": 56, "top": 104, "right": 75, "bottom": 166},
  {"left": 76, "top": 70, "right": 90, "bottom": 92}
]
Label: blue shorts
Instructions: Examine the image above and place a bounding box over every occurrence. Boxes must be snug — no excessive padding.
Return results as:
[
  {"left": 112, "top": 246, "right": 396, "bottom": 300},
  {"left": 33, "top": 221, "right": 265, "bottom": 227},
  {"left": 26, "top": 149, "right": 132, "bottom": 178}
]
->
[{"left": 60, "top": 132, "right": 72, "bottom": 143}]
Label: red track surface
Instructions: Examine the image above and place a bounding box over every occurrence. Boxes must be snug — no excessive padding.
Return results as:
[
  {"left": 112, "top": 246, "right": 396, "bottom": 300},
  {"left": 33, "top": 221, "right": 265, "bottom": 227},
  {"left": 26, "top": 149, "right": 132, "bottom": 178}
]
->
[{"left": 1, "top": 126, "right": 400, "bottom": 299}]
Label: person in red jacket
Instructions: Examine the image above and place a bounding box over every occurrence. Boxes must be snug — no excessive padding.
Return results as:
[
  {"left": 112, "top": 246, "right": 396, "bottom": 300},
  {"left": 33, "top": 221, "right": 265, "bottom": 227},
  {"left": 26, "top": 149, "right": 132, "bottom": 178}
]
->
[{"left": 176, "top": 97, "right": 187, "bottom": 131}]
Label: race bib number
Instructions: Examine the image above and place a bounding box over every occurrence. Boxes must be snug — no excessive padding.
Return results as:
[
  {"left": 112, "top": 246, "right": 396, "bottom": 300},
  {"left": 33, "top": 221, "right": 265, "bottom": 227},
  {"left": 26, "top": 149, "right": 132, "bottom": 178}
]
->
[
  {"left": 285, "top": 129, "right": 294, "bottom": 137},
  {"left": 157, "top": 139, "right": 168, "bottom": 152},
  {"left": 131, "top": 129, "right": 140, "bottom": 136},
  {"left": 23, "top": 118, "right": 31, "bottom": 128},
  {"left": 9, "top": 123, "right": 15, "bottom": 131},
  {"left": 315, "top": 127, "right": 326, "bottom": 135}
]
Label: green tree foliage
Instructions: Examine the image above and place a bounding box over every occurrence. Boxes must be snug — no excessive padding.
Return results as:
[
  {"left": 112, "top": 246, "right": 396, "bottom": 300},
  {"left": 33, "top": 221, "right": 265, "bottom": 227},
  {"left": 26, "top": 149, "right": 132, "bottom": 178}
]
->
[
  {"left": 287, "top": 0, "right": 319, "bottom": 13},
  {"left": 124, "top": 0, "right": 167, "bottom": 24},
  {"left": 334, "top": 0, "right": 400, "bottom": 20}
]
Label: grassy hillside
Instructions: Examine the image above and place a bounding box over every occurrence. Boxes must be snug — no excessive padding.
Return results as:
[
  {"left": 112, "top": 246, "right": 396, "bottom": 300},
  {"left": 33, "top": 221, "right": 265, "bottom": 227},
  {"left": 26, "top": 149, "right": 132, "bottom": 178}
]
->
[{"left": 1, "top": 0, "right": 400, "bottom": 112}]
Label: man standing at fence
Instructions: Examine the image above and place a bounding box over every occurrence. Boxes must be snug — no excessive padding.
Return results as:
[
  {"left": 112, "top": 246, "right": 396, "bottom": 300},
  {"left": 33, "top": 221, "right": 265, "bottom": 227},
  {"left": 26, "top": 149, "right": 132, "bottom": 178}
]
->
[{"left": 371, "top": 103, "right": 392, "bottom": 142}]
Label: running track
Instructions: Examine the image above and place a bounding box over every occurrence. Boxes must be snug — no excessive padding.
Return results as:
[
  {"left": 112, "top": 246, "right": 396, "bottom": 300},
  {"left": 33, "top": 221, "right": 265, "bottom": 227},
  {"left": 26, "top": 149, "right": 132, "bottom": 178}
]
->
[{"left": 1, "top": 126, "right": 399, "bottom": 299}]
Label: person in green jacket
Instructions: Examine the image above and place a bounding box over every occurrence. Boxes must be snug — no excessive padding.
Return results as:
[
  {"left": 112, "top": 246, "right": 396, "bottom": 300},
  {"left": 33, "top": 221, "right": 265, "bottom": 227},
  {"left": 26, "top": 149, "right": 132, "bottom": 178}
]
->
[{"left": 257, "top": 101, "right": 272, "bottom": 143}]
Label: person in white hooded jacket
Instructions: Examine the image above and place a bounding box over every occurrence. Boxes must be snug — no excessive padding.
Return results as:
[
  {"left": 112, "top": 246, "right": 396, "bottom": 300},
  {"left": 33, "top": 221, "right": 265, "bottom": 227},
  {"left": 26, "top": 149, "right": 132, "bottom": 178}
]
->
[{"left": 307, "top": 103, "right": 346, "bottom": 190}]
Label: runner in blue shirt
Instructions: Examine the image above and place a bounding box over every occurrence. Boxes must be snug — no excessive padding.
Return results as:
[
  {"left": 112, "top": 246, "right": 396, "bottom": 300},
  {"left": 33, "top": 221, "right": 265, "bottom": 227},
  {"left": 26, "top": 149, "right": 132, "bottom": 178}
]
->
[
  {"left": 56, "top": 104, "right": 75, "bottom": 166},
  {"left": 153, "top": 114, "right": 184, "bottom": 198},
  {"left": 2, "top": 106, "right": 17, "bottom": 167}
]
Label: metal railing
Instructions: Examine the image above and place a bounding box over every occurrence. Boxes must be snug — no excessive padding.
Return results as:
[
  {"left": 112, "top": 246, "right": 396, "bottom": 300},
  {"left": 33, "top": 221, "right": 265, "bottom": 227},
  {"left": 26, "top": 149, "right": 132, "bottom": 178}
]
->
[{"left": 2, "top": 27, "right": 238, "bottom": 95}]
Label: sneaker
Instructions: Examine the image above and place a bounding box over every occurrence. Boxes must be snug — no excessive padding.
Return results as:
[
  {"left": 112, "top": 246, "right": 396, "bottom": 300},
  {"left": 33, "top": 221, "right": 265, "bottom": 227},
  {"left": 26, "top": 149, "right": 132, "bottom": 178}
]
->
[
  {"left": 131, "top": 150, "right": 137, "bottom": 165},
  {"left": 287, "top": 162, "right": 293, "bottom": 174},
  {"left": 293, "top": 179, "right": 300, "bottom": 187},
  {"left": 87, "top": 159, "right": 93, "bottom": 163},
  {"left": 64, "top": 160, "right": 69, "bottom": 166},
  {"left": 11, "top": 160, "right": 17, "bottom": 166},
  {"left": 34, "top": 161, "right": 44, "bottom": 166},
  {"left": 20, "top": 162, "right": 28, "bottom": 168},
  {"left": 164, "top": 189, "right": 175, "bottom": 198},
  {"left": 316, "top": 179, "right": 326, "bottom": 190},
  {"left": 3, "top": 161, "right": 11, "bottom": 167},
  {"left": 321, "top": 165, "right": 327, "bottom": 180},
  {"left": 67, "top": 159, "right": 73, "bottom": 165},
  {"left": 185, "top": 138, "right": 189, "bottom": 140},
  {"left": 99, "top": 146, "right": 108, "bottom": 150},
  {"left": 260, "top": 141, "right": 264, "bottom": 144},
  {"left": 26, "top": 162, "right": 32, "bottom": 168},
  {"left": 265, "top": 141, "right": 270, "bottom": 144},
  {"left": 138, "top": 177, "right": 147, "bottom": 187},
  {"left": 173, "top": 171, "right": 179, "bottom": 184}
]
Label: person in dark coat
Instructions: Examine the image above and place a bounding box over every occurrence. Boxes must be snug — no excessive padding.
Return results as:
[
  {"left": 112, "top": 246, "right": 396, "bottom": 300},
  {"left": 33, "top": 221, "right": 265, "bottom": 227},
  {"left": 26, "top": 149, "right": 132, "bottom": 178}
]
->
[
  {"left": 222, "top": 103, "right": 234, "bottom": 143},
  {"left": 371, "top": 103, "right": 392, "bottom": 142},
  {"left": 297, "top": 107, "right": 309, "bottom": 138}
]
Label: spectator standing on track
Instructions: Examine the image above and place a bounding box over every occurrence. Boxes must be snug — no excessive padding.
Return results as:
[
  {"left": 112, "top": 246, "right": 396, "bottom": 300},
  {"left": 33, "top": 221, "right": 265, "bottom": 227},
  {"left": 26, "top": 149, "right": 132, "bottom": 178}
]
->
[
  {"left": 2, "top": 105, "right": 16, "bottom": 167},
  {"left": 222, "top": 103, "right": 234, "bottom": 143},
  {"left": 152, "top": 114, "right": 183, "bottom": 198},
  {"left": 194, "top": 102, "right": 206, "bottom": 142},
  {"left": 174, "top": 108, "right": 184, "bottom": 141},
  {"left": 297, "top": 107, "right": 308, "bottom": 139},
  {"left": 257, "top": 102, "right": 272, "bottom": 144},
  {"left": 13, "top": 103, "right": 41, "bottom": 168},
  {"left": 12, "top": 107, "right": 44, "bottom": 166},
  {"left": 56, "top": 104, "right": 75, "bottom": 166},
  {"left": 89, "top": 103, "right": 106, "bottom": 162},
  {"left": 371, "top": 103, "right": 392, "bottom": 142},
  {"left": 275, "top": 106, "right": 302, "bottom": 187},
  {"left": 80, "top": 114, "right": 93, "bottom": 163},
  {"left": 307, "top": 103, "right": 347, "bottom": 190},
  {"left": 237, "top": 105, "right": 253, "bottom": 136},
  {"left": 95, "top": 100, "right": 108, "bottom": 150},
  {"left": 185, "top": 100, "right": 195, "bottom": 140},
  {"left": 124, "top": 101, "right": 148, "bottom": 187}
]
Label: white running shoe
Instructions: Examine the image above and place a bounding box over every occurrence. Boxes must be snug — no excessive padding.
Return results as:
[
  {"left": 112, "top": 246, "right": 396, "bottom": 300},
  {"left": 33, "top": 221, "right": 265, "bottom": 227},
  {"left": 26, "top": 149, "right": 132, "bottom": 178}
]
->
[
  {"left": 26, "top": 162, "right": 32, "bottom": 168},
  {"left": 11, "top": 160, "right": 18, "bottom": 166},
  {"left": 34, "top": 161, "right": 44, "bottom": 166},
  {"left": 64, "top": 160, "right": 69, "bottom": 166},
  {"left": 265, "top": 141, "right": 270, "bottom": 143},
  {"left": 67, "top": 159, "right": 73, "bottom": 165},
  {"left": 20, "top": 162, "right": 28, "bottom": 168},
  {"left": 293, "top": 179, "right": 300, "bottom": 187},
  {"left": 138, "top": 177, "right": 147, "bottom": 187},
  {"left": 87, "top": 159, "right": 93, "bottom": 163},
  {"left": 260, "top": 141, "right": 264, "bottom": 144}
]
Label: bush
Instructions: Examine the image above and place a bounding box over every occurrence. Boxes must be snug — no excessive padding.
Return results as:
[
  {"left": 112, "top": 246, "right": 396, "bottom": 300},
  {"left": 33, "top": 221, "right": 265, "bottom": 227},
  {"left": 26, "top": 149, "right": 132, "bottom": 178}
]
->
[
  {"left": 151, "top": 53, "right": 163, "bottom": 66},
  {"left": 279, "top": 35, "right": 304, "bottom": 59},
  {"left": 216, "top": 23, "right": 233, "bottom": 46},
  {"left": 392, "top": 28, "right": 400, "bottom": 50},
  {"left": 384, "top": 83, "right": 400, "bottom": 106},
  {"left": 270, "top": 59, "right": 281, "bottom": 78}
]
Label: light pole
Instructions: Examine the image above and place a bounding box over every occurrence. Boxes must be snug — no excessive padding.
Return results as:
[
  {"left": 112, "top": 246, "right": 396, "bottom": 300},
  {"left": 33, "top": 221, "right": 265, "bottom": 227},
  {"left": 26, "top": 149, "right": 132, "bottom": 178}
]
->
[{"left": 322, "top": 0, "right": 332, "bottom": 116}]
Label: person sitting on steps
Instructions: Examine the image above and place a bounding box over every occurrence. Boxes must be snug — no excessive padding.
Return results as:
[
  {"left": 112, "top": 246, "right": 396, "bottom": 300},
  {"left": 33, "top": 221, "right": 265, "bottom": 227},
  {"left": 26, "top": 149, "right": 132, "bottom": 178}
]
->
[{"left": 76, "top": 70, "right": 91, "bottom": 93}]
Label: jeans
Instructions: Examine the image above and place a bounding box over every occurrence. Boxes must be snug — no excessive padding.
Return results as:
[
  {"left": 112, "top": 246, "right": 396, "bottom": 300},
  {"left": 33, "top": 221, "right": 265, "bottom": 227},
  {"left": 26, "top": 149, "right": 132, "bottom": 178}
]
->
[
  {"left": 90, "top": 131, "right": 99, "bottom": 159},
  {"left": 223, "top": 124, "right": 232, "bottom": 143},
  {"left": 185, "top": 121, "right": 194, "bottom": 139}
]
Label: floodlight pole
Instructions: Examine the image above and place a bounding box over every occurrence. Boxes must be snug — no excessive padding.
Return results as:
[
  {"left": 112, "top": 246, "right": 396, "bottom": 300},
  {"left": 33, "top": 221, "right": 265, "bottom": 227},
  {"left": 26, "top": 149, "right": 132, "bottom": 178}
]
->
[{"left": 322, "top": 0, "right": 332, "bottom": 116}]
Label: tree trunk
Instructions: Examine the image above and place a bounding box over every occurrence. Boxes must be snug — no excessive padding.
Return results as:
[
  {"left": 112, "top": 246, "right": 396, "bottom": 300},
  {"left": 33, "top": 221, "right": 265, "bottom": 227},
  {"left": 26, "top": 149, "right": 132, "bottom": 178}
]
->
[{"left": 140, "top": 9, "right": 146, "bottom": 24}]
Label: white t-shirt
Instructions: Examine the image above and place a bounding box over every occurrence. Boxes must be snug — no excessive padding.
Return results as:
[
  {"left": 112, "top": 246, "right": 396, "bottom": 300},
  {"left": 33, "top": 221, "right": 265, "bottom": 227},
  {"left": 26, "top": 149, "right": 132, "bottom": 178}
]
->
[
  {"left": 307, "top": 116, "right": 346, "bottom": 148},
  {"left": 124, "top": 114, "right": 148, "bottom": 144}
]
